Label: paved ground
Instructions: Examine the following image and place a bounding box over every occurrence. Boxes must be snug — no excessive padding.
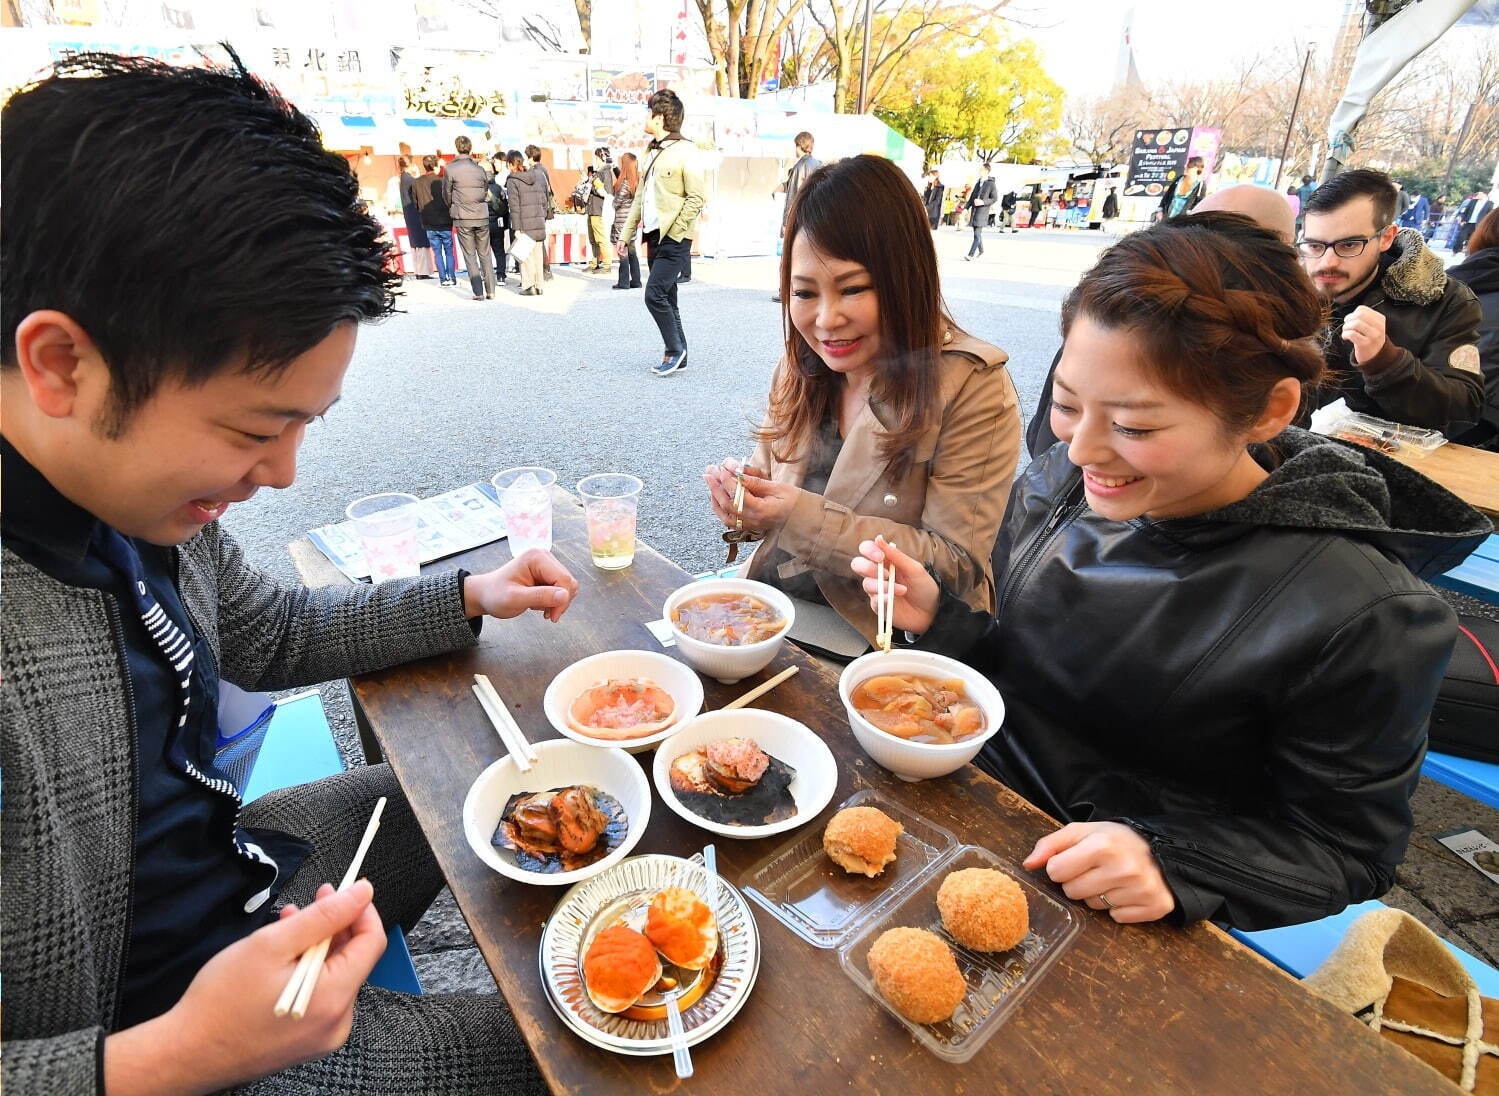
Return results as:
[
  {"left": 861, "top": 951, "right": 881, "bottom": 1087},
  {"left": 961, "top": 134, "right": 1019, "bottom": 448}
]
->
[{"left": 221, "top": 225, "right": 1498, "bottom": 993}]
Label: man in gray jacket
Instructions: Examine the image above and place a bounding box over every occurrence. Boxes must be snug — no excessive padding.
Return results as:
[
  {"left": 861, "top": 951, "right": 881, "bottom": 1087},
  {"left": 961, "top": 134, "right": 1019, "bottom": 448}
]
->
[
  {"left": 445, "top": 136, "right": 495, "bottom": 300},
  {"left": 3, "top": 53, "right": 575, "bottom": 1096}
]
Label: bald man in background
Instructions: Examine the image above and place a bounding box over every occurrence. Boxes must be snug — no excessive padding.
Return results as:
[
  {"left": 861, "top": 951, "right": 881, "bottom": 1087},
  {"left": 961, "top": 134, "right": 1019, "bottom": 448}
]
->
[{"left": 1024, "top": 185, "right": 1299, "bottom": 455}]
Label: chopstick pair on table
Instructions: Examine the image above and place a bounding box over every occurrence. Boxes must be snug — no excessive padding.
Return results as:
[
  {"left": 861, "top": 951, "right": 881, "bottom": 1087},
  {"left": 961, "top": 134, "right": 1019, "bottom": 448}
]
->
[
  {"left": 472, "top": 672, "right": 539, "bottom": 772},
  {"left": 873, "top": 539, "right": 898, "bottom": 654},
  {"left": 273, "top": 796, "right": 387, "bottom": 1020}
]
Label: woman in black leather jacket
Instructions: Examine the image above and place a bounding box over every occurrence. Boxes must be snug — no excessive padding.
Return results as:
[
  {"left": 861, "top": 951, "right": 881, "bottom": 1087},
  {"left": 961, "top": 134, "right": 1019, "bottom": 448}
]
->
[{"left": 855, "top": 214, "right": 1492, "bottom": 931}]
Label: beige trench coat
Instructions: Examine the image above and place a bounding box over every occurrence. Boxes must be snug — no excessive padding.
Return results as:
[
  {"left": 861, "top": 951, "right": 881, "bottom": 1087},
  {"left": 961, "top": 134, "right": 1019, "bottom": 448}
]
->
[{"left": 744, "top": 331, "right": 1021, "bottom": 644}]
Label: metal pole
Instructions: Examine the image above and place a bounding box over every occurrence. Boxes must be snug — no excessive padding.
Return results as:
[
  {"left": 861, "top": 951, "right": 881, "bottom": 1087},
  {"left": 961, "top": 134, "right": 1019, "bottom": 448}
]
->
[
  {"left": 1274, "top": 46, "right": 1313, "bottom": 190},
  {"left": 857, "top": 0, "right": 873, "bottom": 113}
]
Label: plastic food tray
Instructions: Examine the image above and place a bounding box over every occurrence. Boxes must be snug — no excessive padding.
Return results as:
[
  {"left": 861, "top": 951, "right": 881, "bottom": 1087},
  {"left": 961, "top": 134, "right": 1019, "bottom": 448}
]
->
[
  {"left": 741, "top": 788, "right": 958, "bottom": 949},
  {"left": 839, "top": 844, "right": 1080, "bottom": 1063}
]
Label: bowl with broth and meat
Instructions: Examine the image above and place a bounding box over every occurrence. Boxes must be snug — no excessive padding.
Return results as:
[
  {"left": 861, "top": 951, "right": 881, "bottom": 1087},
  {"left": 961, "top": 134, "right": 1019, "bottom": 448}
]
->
[
  {"left": 663, "top": 579, "right": 795, "bottom": 684},
  {"left": 838, "top": 651, "right": 1004, "bottom": 781}
]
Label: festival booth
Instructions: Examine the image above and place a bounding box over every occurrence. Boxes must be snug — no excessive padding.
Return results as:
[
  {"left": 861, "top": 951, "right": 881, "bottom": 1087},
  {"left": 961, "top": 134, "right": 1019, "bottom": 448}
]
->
[{"left": 0, "top": 28, "right": 924, "bottom": 268}]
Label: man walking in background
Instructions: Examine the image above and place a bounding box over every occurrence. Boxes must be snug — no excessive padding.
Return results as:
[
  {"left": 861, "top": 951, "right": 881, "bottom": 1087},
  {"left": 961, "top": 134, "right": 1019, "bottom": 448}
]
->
[
  {"left": 619, "top": 88, "right": 706, "bottom": 377},
  {"left": 445, "top": 136, "right": 495, "bottom": 301},
  {"left": 964, "top": 162, "right": 998, "bottom": 260},
  {"left": 772, "top": 130, "right": 820, "bottom": 302}
]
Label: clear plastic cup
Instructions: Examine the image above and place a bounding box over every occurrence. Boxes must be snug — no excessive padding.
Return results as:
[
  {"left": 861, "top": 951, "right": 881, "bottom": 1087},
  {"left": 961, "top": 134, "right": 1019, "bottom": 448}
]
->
[
  {"left": 493, "top": 466, "right": 556, "bottom": 555},
  {"left": 578, "top": 473, "right": 642, "bottom": 570},
  {"left": 346, "top": 492, "right": 421, "bottom": 581}
]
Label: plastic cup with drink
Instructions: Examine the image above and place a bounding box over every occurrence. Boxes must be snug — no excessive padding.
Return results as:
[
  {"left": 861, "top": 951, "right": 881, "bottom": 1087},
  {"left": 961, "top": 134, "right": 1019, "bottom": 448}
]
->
[
  {"left": 493, "top": 467, "right": 556, "bottom": 555},
  {"left": 346, "top": 492, "right": 421, "bottom": 581},
  {"left": 578, "top": 473, "right": 642, "bottom": 570}
]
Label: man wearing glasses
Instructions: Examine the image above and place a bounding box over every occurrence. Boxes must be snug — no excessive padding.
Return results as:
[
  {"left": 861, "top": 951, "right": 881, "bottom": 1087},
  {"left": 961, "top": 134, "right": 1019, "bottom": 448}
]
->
[{"left": 1299, "top": 168, "right": 1483, "bottom": 436}]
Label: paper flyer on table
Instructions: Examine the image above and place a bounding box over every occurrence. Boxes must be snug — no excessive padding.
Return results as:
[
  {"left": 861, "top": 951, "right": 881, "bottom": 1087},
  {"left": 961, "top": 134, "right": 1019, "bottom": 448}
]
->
[{"left": 308, "top": 482, "right": 508, "bottom": 581}]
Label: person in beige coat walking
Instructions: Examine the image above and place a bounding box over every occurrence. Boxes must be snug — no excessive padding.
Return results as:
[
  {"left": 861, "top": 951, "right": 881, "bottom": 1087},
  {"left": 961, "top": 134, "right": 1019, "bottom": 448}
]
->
[{"left": 704, "top": 155, "right": 1021, "bottom": 655}]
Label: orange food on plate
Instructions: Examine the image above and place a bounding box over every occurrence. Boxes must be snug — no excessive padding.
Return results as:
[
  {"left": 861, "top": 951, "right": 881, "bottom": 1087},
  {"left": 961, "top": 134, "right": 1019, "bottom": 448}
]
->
[
  {"left": 566, "top": 678, "right": 677, "bottom": 741},
  {"left": 582, "top": 924, "right": 662, "bottom": 1013},
  {"left": 645, "top": 886, "right": 718, "bottom": 970},
  {"left": 671, "top": 592, "right": 787, "bottom": 646},
  {"left": 850, "top": 673, "right": 985, "bottom": 744}
]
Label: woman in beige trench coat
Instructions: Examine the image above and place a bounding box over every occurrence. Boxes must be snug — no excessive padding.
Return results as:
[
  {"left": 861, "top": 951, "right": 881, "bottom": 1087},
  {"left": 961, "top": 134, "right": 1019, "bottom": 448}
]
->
[{"left": 705, "top": 155, "right": 1021, "bottom": 651}]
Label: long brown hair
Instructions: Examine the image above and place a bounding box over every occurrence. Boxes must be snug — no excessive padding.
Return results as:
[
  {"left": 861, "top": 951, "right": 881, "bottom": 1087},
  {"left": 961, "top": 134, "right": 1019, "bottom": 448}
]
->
[
  {"left": 614, "top": 151, "right": 639, "bottom": 196},
  {"left": 1468, "top": 206, "right": 1499, "bottom": 255},
  {"left": 1062, "top": 212, "right": 1326, "bottom": 436},
  {"left": 763, "top": 154, "right": 951, "bottom": 479}
]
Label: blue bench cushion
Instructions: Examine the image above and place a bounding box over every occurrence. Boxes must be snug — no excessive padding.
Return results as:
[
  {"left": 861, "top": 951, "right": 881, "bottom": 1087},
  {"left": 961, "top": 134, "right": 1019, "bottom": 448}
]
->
[
  {"left": 242, "top": 691, "right": 345, "bottom": 801},
  {"left": 244, "top": 691, "right": 421, "bottom": 995},
  {"left": 1232, "top": 900, "right": 1499, "bottom": 997},
  {"left": 1422, "top": 751, "right": 1499, "bottom": 810},
  {"left": 1435, "top": 533, "right": 1499, "bottom": 605}
]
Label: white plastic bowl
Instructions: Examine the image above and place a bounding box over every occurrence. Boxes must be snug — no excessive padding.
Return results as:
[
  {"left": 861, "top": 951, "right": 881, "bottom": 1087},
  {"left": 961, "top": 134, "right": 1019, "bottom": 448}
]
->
[
  {"left": 653, "top": 708, "right": 838, "bottom": 839},
  {"left": 838, "top": 650, "right": 1005, "bottom": 782},
  {"left": 463, "top": 739, "right": 651, "bottom": 886},
  {"left": 543, "top": 649, "right": 705, "bottom": 754},
  {"left": 663, "top": 578, "right": 796, "bottom": 684}
]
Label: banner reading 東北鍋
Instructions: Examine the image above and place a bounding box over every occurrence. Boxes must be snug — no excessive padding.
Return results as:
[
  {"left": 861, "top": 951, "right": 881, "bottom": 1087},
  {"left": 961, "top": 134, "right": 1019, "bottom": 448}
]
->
[{"left": 1124, "top": 126, "right": 1191, "bottom": 200}]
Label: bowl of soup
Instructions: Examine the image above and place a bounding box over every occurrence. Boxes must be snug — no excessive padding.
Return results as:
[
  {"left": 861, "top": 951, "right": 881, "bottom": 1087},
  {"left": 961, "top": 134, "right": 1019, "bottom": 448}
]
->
[
  {"left": 837, "top": 650, "right": 1004, "bottom": 781},
  {"left": 663, "top": 579, "right": 795, "bottom": 684}
]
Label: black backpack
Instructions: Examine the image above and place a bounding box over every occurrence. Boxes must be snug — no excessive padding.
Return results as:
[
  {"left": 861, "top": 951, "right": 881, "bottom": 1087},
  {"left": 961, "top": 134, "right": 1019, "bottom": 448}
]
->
[{"left": 1429, "top": 615, "right": 1499, "bottom": 763}]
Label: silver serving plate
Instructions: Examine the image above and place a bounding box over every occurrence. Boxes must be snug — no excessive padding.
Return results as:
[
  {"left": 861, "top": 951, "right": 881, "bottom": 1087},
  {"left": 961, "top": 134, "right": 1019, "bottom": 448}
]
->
[{"left": 538, "top": 853, "right": 760, "bottom": 1056}]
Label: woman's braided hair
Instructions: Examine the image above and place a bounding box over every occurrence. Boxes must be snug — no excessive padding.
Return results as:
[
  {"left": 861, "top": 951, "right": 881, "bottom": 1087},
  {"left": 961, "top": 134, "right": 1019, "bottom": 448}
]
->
[{"left": 1061, "top": 212, "right": 1327, "bottom": 434}]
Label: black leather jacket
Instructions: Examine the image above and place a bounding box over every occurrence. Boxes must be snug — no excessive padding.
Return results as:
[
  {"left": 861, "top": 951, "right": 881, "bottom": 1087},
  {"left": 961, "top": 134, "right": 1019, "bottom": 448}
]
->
[{"left": 915, "top": 429, "right": 1491, "bottom": 931}]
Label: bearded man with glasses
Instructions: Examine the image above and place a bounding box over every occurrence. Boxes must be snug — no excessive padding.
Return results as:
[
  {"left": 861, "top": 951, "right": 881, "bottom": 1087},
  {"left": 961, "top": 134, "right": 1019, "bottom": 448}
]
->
[{"left": 1298, "top": 168, "right": 1484, "bottom": 437}]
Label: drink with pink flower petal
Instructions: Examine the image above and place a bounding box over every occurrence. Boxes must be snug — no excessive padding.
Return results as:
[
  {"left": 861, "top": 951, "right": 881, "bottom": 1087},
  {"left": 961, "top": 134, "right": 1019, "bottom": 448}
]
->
[
  {"left": 578, "top": 474, "right": 642, "bottom": 570},
  {"left": 492, "top": 467, "right": 556, "bottom": 555}
]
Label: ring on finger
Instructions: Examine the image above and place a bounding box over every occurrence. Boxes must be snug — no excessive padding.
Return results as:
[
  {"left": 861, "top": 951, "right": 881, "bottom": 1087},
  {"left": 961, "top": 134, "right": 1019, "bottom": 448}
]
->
[{"left": 1097, "top": 892, "right": 1116, "bottom": 910}]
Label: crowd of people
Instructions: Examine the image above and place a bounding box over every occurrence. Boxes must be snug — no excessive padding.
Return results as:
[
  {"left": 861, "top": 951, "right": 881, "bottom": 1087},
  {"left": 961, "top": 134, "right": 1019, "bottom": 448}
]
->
[
  {"left": 3, "top": 46, "right": 1498, "bottom": 1096},
  {"left": 390, "top": 89, "right": 706, "bottom": 377}
]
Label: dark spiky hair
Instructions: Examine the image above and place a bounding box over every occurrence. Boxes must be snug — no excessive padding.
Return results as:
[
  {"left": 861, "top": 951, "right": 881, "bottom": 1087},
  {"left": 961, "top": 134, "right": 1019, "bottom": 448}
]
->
[{"left": 1, "top": 48, "right": 399, "bottom": 433}]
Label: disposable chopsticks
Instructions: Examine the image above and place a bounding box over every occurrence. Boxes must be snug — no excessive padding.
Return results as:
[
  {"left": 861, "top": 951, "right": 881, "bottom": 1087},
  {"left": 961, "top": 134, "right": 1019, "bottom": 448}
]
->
[
  {"left": 723, "top": 665, "right": 799, "bottom": 710},
  {"left": 471, "top": 674, "right": 537, "bottom": 770},
  {"left": 875, "top": 539, "right": 896, "bottom": 653},
  {"left": 274, "top": 796, "right": 386, "bottom": 1019}
]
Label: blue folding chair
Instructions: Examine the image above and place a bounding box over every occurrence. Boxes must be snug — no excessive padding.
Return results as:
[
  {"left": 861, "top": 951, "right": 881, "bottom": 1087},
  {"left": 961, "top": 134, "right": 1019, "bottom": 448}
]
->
[{"left": 245, "top": 692, "right": 422, "bottom": 994}]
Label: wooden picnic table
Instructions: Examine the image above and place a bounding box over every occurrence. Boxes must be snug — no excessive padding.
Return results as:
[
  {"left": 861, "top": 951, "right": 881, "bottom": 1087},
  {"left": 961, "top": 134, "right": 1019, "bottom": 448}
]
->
[
  {"left": 1388, "top": 438, "right": 1499, "bottom": 518},
  {"left": 289, "top": 488, "right": 1452, "bottom": 1095}
]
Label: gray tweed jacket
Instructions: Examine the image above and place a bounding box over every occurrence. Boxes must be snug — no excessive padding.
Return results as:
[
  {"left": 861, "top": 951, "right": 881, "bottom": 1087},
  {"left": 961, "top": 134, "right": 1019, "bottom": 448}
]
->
[{"left": 1, "top": 522, "right": 477, "bottom": 1094}]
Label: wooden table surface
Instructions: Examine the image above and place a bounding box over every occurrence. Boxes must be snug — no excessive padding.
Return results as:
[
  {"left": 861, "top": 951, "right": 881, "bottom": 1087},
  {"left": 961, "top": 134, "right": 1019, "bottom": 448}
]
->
[
  {"left": 290, "top": 490, "right": 1451, "bottom": 1095},
  {"left": 1388, "top": 438, "right": 1499, "bottom": 517}
]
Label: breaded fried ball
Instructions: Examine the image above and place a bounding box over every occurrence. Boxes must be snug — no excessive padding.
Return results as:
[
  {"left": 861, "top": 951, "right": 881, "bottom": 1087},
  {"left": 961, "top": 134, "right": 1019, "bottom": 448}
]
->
[
  {"left": 867, "top": 927, "right": 967, "bottom": 1024},
  {"left": 823, "top": 806, "right": 902, "bottom": 877},
  {"left": 937, "top": 868, "right": 1029, "bottom": 952}
]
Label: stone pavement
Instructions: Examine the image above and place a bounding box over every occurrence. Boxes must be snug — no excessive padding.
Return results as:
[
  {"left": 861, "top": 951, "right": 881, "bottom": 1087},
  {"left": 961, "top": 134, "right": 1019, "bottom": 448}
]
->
[{"left": 223, "top": 226, "right": 1498, "bottom": 993}]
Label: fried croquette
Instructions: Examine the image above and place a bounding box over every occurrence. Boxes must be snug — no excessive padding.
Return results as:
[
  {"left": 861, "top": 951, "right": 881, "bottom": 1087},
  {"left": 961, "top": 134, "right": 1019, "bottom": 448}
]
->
[
  {"left": 937, "top": 867, "right": 1029, "bottom": 952},
  {"left": 866, "top": 927, "right": 966, "bottom": 1024},
  {"left": 823, "top": 805, "right": 902, "bottom": 877}
]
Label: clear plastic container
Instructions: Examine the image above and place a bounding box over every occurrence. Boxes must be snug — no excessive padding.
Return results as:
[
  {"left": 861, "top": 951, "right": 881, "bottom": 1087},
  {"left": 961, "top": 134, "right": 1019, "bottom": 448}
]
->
[
  {"left": 741, "top": 788, "right": 957, "bottom": 949},
  {"left": 838, "top": 845, "right": 1081, "bottom": 1063},
  {"left": 1329, "top": 411, "right": 1447, "bottom": 456}
]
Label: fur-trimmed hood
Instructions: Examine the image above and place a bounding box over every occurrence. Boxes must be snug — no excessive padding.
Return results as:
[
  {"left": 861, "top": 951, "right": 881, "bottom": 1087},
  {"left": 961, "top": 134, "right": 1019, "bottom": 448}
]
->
[{"left": 1378, "top": 226, "right": 1450, "bottom": 306}]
